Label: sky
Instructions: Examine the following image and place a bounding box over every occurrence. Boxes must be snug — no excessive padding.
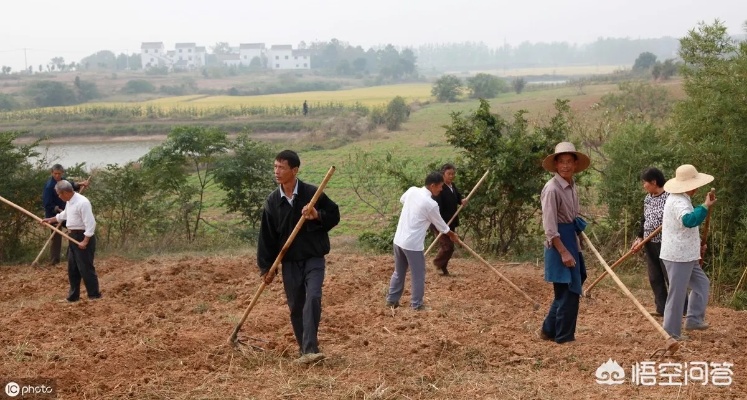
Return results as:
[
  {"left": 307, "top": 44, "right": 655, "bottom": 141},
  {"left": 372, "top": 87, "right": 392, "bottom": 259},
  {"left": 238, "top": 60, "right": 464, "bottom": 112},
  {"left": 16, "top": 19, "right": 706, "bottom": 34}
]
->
[{"left": 1, "top": 0, "right": 745, "bottom": 71}]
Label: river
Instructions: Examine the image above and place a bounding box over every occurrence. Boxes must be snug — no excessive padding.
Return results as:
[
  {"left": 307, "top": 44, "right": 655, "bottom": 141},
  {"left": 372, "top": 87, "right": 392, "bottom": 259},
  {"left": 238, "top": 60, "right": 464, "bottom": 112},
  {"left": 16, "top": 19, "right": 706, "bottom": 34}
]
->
[{"left": 31, "top": 139, "right": 164, "bottom": 170}]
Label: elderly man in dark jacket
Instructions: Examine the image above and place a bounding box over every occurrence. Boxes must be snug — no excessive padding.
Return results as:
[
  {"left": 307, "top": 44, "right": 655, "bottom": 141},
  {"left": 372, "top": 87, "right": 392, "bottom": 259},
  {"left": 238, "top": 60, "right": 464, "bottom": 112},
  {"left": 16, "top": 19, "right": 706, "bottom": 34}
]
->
[{"left": 430, "top": 163, "right": 464, "bottom": 275}]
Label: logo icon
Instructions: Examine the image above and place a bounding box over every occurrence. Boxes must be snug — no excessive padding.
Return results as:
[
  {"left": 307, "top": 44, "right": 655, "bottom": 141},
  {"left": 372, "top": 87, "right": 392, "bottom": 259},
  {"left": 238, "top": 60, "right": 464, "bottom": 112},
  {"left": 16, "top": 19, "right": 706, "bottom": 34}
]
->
[
  {"left": 5, "top": 381, "right": 20, "bottom": 397},
  {"left": 596, "top": 358, "right": 626, "bottom": 385}
]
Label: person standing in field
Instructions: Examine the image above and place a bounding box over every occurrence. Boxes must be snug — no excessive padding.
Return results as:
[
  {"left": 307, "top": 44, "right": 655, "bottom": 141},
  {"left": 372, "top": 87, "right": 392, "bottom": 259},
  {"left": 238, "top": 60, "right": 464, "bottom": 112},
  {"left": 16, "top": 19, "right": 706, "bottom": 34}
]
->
[
  {"left": 42, "top": 164, "right": 88, "bottom": 265},
  {"left": 660, "top": 164, "right": 716, "bottom": 340},
  {"left": 256, "top": 150, "right": 340, "bottom": 365},
  {"left": 538, "top": 142, "right": 589, "bottom": 344},
  {"left": 630, "top": 167, "right": 687, "bottom": 317},
  {"left": 41, "top": 180, "right": 100, "bottom": 302},
  {"left": 430, "top": 163, "right": 465, "bottom": 276},
  {"left": 302, "top": 100, "right": 309, "bottom": 116},
  {"left": 386, "top": 172, "right": 459, "bottom": 311}
]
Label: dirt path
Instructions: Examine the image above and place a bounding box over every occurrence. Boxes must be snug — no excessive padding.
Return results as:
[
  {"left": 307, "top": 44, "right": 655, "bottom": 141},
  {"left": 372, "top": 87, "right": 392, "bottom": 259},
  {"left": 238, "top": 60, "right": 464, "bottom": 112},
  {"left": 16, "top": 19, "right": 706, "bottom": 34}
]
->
[{"left": 0, "top": 250, "right": 744, "bottom": 399}]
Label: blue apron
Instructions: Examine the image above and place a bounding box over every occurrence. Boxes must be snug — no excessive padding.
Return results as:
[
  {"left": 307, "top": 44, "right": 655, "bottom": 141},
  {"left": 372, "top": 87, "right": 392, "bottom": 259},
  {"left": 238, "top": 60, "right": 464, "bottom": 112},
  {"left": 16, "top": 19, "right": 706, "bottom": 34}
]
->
[{"left": 544, "top": 217, "right": 587, "bottom": 295}]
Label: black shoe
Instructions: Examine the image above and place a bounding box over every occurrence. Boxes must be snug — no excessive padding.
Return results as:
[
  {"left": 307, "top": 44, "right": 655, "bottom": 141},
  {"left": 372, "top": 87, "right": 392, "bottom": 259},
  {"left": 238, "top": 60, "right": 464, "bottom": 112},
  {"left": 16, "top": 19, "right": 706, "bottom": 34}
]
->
[
  {"left": 88, "top": 294, "right": 102, "bottom": 300},
  {"left": 385, "top": 301, "right": 400, "bottom": 309},
  {"left": 437, "top": 265, "right": 449, "bottom": 275},
  {"left": 413, "top": 304, "right": 427, "bottom": 311}
]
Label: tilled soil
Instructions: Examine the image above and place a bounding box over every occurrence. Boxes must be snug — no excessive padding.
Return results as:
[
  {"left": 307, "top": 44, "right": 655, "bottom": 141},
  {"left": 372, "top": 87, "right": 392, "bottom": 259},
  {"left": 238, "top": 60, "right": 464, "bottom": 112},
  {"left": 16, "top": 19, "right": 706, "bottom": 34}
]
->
[{"left": 1, "top": 249, "right": 745, "bottom": 399}]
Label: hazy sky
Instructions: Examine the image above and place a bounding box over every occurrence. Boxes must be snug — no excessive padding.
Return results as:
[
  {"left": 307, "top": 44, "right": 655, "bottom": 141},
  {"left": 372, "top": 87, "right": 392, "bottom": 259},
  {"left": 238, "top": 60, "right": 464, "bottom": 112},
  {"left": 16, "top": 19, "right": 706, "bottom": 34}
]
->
[{"left": 1, "top": 0, "right": 745, "bottom": 70}]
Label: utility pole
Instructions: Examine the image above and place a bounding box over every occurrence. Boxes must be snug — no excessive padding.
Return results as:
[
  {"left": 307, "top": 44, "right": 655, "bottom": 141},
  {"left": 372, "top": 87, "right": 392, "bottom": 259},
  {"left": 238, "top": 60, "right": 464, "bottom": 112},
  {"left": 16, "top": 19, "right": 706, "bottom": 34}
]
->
[{"left": 24, "top": 48, "right": 28, "bottom": 72}]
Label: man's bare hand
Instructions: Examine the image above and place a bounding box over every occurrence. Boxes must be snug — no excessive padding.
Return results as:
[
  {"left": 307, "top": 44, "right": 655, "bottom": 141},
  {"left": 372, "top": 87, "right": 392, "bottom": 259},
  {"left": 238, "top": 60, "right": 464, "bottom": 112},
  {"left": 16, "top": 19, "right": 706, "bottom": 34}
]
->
[
  {"left": 302, "top": 204, "right": 319, "bottom": 220},
  {"left": 262, "top": 270, "right": 276, "bottom": 285},
  {"left": 561, "top": 250, "right": 576, "bottom": 268}
]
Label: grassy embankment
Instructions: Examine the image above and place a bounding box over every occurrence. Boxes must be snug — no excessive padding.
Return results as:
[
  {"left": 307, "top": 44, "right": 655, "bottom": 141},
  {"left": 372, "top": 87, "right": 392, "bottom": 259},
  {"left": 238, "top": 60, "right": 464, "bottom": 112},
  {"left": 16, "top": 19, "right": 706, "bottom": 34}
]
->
[{"left": 200, "top": 82, "right": 630, "bottom": 237}]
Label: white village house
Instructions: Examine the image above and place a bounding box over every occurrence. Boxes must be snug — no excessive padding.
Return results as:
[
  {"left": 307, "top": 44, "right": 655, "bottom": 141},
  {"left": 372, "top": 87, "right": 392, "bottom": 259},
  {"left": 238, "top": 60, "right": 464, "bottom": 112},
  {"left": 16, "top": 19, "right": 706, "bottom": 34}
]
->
[
  {"left": 267, "top": 45, "right": 311, "bottom": 70},
  {"left": 239, "top": 43, "right": 266, "bottom": 67},
  {"left": 140, "top": 41, "right": 309, "bottom": 71},
  {"left": 140, "top": 42, "right": 169, "bottom": 69}
]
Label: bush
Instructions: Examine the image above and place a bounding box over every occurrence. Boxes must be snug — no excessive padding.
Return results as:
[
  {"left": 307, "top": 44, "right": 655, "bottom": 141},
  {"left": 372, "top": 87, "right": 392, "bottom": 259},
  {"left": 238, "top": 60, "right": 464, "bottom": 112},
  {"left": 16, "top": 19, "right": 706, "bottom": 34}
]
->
[
  {"left": 384, "top": 96, "right": 409, "bottom": 130},
  {"left": 466, "top": 73, "right": 507, "bottom": 99},
  {"left": 122, "top": 79, "right": 156, "bottom": 94},
  {"left": 0, "top": 131, "right": 47, "bottom": 262},
  {"left": 358, "top": 216, "right": 398, "bottom": 253},
  {"left": 0, "top": 93, "right": 19, "bottom": 111},
  {"left": 431, "top": 75, "right": 462, "bottom": 102},
  {"left": 24, "top": 80, "right": 78, "bottom": 107}
]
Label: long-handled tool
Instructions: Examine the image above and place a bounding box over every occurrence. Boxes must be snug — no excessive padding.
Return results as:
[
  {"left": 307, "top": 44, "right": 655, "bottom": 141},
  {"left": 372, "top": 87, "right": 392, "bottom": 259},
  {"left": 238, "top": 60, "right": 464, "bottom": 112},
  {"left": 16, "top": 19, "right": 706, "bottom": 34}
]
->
[
  {"left": 581, "top": 232, "right": 679, "bottom": 357},
  {"left": 699, "top": 188, "right": 716, "bottom": 267},
  {"left": 31, "top": 232, "right": 57, "bottom": 266},
  {"left": 583, "top": 226, "right": 662, "bottom": 297},
  {"left": 228, "top": 166, "right": 336, "bottom": 346},
  {"left": 455, "top": 238, "right": 541, "bottom": 310},
  {"left": 31, "top": 176, "right": 93, "bottom": 266},
  {"left": 0, "top": 194, "right": 82, "bottom": 246},
  {"left": 425, "top": 169, "right": 490, "bottom": 255}
]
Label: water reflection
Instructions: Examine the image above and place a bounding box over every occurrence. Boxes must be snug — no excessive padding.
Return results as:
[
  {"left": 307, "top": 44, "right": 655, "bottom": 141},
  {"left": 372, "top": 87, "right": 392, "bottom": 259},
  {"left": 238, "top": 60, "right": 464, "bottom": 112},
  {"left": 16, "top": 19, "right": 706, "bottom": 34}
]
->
[{"left": 31, "top": 140, "right": 163, "bottom": 171}]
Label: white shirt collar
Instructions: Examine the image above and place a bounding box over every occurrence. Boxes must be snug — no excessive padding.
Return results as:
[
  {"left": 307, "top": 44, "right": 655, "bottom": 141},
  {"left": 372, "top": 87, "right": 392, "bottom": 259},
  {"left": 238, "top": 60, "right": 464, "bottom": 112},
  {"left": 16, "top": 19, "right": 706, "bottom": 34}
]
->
[{"left": 279, "top": 179, "right": 299, "bottom": 205}]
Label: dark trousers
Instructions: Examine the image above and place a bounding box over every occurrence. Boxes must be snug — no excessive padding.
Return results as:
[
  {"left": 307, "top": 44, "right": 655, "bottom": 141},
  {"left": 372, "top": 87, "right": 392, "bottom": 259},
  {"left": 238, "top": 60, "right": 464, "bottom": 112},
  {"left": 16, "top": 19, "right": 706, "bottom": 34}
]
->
[
  {"left": 431, "top": 227, "right": 455, "bottom": 270},
  {"left": 281, "top": 257, "right": 325, "bottom": 354},
  {"left": 542, "top": 283, "right": 580, "bottom": 344},
  {"left": 50, "top": 231, "right": 62, "bottom": 264},
  {"left": 643, "top": 241, "right": 686, "bottom": 315},
  {"left": 49, "top": 221, "right": 65, "bottom": 264},
  {"left": 67, "top": 232, "right": 100, "bottom": 301}
]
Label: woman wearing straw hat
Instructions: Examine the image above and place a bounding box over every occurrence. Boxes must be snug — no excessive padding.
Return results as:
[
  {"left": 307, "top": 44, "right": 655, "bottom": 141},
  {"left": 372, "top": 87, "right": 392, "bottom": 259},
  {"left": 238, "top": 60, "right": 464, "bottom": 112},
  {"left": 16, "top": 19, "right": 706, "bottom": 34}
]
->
[
  {"left": 660, "top": 164, "right": 716, "bottom": 340},
  {"left": 538, "top": 142, "right": 590, "bottom": 344}
]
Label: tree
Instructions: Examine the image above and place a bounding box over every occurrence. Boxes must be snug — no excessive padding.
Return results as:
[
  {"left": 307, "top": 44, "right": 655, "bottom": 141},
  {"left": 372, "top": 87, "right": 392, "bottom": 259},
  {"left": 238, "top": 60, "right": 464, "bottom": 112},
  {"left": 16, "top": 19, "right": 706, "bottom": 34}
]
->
[
  {"left": 336, "top": 59, "right": 352, "bottom": 75},
  {"left": 24, "top": 80, "right": 78, "bottom": 107},
  {"left": 512, "top": 77, "right": 527, "bottom": 94},
  {"left": 140, "top": 126, "right": 229, "bottom": 242},
  {"left": 86, "top": 163, "right": 160, "bottom": 249},
  {"left": 73, "top": 76, "right": 100, "bottom": 101},
  {"left": 352, "top": 57, "right": 367, "bottom": 73},
  {"left": 0, "top": 131, "right": 46, "bottom": 262},
  {"left": 384, "top": 96, "right": 409, "bottom": 130},
  {"left": 50, "top": 57, "right": 66, "bottom": 71},
  {"left": 248, "top": 56, "right": 263, "bottom": 70},
  {"left": 443, "top": 99, "right": 570, "bottom": 254},
  {"left": 213, "top": 134, "right": 276, "bottom": 231},
  {"left": 633, "top": 51, "right": 658, "bottom": 71},
  {"left": 670, "top": 20, "right": 747, "bottom": 293},
  {"left": 466, "top": 73, "right": 506, "bottom": 99},
  {"left": 80, "top": 50, "right": 116, "bottom": 70},
  {"left": 652, "top": 59, "right": 679, "bottom": 80},
  {"left": 211, "top": 42, "right": 232, "bottom": 55},
  {"left": 0, "top": 94, "right": 19, "bottom": 111},
  {"left": 431, "top": 75, "right": 462, "bottom": 102}
]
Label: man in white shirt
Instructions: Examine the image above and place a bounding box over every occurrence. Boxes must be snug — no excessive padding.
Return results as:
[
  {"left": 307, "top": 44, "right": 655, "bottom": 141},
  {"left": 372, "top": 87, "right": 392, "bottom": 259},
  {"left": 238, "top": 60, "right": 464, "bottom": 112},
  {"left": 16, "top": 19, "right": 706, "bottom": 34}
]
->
[
  {"left": 41, "top": 180, "right": 101, "bottom": 302},
  {"left": 386, "top": 172, "right": 458, "bottom": 311}
]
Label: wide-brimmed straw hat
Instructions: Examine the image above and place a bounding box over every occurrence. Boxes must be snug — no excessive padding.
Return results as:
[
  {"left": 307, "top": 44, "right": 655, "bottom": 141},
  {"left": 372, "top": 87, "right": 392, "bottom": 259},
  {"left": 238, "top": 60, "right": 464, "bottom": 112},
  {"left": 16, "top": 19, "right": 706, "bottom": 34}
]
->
[
  {"left": 663, "top": 164, "right": 714, "bottom": 194},
  {"left": 542, "top": 142, "right": 590, "bottom": 173}
]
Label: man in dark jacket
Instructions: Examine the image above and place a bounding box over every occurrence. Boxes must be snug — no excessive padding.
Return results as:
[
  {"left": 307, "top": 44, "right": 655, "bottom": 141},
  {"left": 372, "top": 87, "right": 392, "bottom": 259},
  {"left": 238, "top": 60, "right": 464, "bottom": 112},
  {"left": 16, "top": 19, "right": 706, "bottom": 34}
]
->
[
  {"left": 431, "top": 163, "right": 464, "bottom": 275},
  {"left": 42, "top": 164, "right": 88, "bottom": 265},
  {"left": 257, "top": 150, "right": 340, "bottom": 365}
]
